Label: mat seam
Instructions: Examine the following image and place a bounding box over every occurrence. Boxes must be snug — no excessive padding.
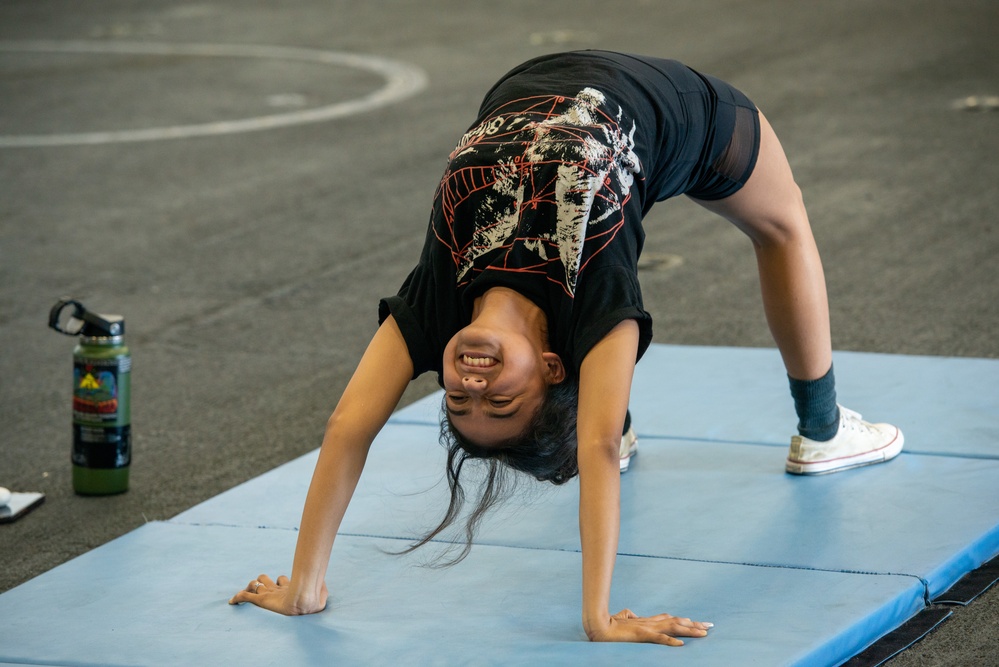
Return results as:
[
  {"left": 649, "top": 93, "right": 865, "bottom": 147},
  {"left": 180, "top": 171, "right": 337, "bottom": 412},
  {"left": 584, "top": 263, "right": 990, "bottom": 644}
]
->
[
  {"left": 163, "top": 518, "right": 932, "bottom": 598},
  {"left": 387, "top": 421, "right": 999, "bottom": 460}
]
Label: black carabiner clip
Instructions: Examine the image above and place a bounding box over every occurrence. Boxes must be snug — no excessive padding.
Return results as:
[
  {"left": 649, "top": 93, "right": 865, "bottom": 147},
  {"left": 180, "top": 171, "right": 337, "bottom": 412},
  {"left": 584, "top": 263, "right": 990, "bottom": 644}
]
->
[{"left": 48, "top": 298, "right": 88, "bottom": 336}]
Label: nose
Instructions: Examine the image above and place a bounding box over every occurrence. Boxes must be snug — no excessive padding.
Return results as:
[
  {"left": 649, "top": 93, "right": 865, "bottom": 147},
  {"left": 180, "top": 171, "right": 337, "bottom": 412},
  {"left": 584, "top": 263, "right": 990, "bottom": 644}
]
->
[{"left": 462, "top": 376, "right": 487, "bottom": 394}]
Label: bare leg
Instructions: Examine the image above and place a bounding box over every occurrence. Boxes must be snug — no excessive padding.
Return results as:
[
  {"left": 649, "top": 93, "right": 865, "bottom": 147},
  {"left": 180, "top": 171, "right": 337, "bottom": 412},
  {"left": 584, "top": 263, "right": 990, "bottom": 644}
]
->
[{"left": 689, "top": 112, "right": 832, "bottom": 381}]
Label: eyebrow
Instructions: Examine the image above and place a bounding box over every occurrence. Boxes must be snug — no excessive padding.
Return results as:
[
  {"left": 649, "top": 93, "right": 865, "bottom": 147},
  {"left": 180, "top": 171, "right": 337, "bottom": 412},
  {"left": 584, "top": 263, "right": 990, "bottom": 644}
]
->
[{"left": 446, "top": 405, "right": 521, "bottom": 420}]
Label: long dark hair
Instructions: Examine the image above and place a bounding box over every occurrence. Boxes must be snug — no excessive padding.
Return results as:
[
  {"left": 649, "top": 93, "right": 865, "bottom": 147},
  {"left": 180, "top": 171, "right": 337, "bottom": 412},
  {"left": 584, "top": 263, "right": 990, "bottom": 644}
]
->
[{"left": 400, "top": 380, "right": 578, "bottom": 566}]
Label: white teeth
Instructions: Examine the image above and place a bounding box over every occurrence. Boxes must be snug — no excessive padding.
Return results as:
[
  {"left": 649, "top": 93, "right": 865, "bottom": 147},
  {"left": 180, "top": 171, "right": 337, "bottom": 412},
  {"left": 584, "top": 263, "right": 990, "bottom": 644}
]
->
[{"left": 462, "top": 355, "right": 494, "bottom": 367}]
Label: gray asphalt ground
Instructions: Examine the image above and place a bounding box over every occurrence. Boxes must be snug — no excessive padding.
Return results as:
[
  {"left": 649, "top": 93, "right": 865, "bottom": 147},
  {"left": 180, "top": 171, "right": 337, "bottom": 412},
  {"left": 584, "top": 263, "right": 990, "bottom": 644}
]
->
[{"left": 1, "top": 1, "right": 997, "bottom": 664}]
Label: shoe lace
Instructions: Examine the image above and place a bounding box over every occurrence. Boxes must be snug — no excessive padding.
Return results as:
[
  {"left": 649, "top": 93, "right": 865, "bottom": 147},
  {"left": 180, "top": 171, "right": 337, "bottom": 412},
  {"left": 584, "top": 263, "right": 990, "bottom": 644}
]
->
[{"left": 839, "top": 405, "right": 876, "bottom": 434}]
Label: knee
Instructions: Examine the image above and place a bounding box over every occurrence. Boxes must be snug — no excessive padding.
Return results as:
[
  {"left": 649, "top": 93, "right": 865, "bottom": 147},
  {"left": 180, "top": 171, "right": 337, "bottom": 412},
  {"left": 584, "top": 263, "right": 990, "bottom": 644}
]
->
[{"left": 741, "top": 182, "right": 810, "bottom": 249}]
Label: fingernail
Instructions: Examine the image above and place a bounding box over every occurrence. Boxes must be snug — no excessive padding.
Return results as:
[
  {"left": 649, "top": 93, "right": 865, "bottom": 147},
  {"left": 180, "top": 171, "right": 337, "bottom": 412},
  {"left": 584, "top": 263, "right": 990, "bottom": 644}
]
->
[{"left": 703, "top": 622, "right": 714, "bottom": 628}]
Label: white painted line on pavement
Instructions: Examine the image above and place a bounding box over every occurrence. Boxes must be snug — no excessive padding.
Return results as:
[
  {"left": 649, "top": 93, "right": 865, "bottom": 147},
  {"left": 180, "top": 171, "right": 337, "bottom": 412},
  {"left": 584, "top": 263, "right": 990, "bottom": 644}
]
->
[{"left": 0, "top": 41, "right": 429, "bottom": 147}]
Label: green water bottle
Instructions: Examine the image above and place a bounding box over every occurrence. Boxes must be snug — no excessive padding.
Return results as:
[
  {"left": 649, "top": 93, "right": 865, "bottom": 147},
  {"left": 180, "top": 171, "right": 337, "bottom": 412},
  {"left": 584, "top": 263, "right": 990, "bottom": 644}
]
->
[{"left": 49, "top": 299, "right": 131, "bottom": 495}]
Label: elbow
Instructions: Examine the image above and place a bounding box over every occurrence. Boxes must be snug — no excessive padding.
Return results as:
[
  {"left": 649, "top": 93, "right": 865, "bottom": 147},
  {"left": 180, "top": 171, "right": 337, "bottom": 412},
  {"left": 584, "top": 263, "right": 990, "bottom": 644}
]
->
[
  {"left": 577, "top": 437, "right": 621, "bottom": 470},
  {"left": 323, "top": 410, "right": 353, "bottom": 446},
  {"left": 325, "top": 411, "right": 342, "bottom": 435}
]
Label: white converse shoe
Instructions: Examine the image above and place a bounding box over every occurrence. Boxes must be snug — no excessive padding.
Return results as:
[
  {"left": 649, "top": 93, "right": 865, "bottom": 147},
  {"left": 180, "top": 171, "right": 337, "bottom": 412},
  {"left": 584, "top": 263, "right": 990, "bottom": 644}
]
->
[
  {"left": 786, "top": 406, "right": 903, "bottom": 475},
  {"left": 620, "top": 426, "right": 638, "bottom": 472}
]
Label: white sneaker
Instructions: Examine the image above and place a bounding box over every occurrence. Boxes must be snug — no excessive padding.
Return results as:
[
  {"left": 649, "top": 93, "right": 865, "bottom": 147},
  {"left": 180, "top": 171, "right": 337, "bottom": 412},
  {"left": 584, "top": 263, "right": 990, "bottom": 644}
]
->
[
  {"left": 786, "top": 405, "right": 903, "bottom": 475},
  {"left": 620, "top": 426, "right": 638, "bottom": 472}
]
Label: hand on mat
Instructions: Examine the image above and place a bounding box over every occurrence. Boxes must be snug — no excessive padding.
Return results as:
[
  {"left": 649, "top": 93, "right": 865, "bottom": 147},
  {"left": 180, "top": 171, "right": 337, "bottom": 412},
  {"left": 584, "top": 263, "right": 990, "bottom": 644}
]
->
[
  {"left": 229, "top": 574, "right": 328, "bottom": 615},
  {"left": 587, "top": 608, "right": 712, "bottom": 646}
]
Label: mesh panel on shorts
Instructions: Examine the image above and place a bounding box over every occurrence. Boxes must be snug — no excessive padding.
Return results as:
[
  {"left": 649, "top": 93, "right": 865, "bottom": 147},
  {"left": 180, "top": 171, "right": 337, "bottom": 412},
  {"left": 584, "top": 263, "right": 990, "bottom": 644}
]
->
[{"left": 711, "top": 105, "right": 758, "bottom": 185}]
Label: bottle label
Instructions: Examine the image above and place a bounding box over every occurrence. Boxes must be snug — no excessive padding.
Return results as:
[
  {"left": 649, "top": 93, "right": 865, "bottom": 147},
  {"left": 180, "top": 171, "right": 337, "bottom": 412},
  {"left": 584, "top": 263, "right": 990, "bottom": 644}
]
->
[
  {"left": 73, "top": 356, "right": 129, "bottom": 425},
  {"left": 73, "top": 355, "right": 130, "bottom": 469}
]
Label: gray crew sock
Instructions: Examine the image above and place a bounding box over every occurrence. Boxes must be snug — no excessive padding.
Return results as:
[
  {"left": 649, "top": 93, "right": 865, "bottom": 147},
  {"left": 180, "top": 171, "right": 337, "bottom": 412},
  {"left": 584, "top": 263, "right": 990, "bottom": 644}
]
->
[{"left": 788, "top": 365, "right": 840, "bottom": 441}]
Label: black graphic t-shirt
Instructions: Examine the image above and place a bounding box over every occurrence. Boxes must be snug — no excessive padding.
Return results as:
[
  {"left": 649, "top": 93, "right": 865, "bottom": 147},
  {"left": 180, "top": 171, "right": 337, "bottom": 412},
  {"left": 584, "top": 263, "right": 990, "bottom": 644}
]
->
[{"left": 380, "top": 51, "right": 729, "bottom": 382}]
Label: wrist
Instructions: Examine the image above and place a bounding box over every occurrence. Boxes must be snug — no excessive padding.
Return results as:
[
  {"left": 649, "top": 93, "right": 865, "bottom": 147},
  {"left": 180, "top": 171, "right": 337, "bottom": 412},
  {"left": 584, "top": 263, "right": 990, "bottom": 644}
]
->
[
  {"left": 582, "top": 611, "right": 610, "bottom": 641},
  {"left": 288, "top": 579, "right": 328, "bottom": 614}
]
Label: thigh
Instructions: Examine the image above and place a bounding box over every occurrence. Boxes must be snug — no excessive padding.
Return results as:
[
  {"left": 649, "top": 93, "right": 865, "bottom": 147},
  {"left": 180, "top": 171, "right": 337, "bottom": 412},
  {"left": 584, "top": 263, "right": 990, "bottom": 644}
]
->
[{"left": 688, "top": 112, "right": 810, "bottom": 246}]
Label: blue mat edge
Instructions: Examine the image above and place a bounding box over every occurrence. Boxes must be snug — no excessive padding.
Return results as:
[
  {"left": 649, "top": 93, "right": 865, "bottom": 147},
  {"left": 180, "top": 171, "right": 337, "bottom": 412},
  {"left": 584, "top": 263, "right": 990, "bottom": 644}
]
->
[
  {"left": 794, "top": 577, "right": 927, "bottom": 667},
  {"left": 924, "top": 522, "right": 999, "bottom": 600}
]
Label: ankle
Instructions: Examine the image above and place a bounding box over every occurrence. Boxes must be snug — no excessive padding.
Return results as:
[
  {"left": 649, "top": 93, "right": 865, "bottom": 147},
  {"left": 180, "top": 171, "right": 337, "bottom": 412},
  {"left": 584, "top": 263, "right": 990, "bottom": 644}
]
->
[{"left": 789, "top": 366, "right": 839, "bottom": 441}]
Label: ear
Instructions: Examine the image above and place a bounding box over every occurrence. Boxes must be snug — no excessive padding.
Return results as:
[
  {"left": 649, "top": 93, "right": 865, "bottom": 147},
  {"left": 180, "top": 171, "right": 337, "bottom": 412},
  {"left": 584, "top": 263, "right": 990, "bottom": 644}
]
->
[{"left": 541, "top": 352, "right": 567, "bottom": 384}]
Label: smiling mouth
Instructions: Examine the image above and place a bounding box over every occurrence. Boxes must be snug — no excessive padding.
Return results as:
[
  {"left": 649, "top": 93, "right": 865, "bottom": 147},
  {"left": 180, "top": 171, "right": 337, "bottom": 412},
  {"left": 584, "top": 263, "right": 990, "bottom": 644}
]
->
[{"left": 461, "top": 354, "right": 497, "bottom": 368}]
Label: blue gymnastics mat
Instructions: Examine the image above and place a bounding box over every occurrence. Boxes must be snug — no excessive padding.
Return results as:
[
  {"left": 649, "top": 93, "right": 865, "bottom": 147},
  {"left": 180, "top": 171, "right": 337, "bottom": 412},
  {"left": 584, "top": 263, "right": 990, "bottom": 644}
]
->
[{"left": 1, "top": 345, "right": 996, "bottom": 667}]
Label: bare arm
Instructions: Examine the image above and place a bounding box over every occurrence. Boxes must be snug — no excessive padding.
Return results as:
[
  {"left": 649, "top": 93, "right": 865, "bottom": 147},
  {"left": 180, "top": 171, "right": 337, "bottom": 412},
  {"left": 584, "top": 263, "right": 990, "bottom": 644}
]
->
[
  {"left": 577, "top": 320, "right": 637, "bottom": 637},
  {"left": 577, "top": 320, "right": 712, "bottom": 645},
  {"left": 230, "top": 315, "right": 414, "bottom": 614}
]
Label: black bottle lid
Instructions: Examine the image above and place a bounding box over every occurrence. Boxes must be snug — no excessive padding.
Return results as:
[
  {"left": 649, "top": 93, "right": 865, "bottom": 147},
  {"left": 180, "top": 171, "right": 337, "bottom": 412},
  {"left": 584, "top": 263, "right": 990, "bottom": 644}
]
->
[{"left": 49, "top": 299, "right": 125, "bottom": 337}]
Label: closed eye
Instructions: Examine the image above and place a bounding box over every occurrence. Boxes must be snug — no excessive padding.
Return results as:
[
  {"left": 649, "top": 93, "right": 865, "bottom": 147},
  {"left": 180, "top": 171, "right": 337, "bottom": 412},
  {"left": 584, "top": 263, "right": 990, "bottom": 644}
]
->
[
  {"left": 444, "top": 394, "right": 519, "bottom": 420},
  {"left": 446, "top": 394, "right": 512, "bottom": 408}
]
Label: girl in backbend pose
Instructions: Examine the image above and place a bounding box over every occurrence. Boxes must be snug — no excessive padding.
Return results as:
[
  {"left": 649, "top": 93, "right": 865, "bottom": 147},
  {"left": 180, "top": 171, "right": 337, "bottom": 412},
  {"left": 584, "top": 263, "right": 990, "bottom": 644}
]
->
[{"left": 231, "top": 51, "right": 902, "bottom": 646}]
